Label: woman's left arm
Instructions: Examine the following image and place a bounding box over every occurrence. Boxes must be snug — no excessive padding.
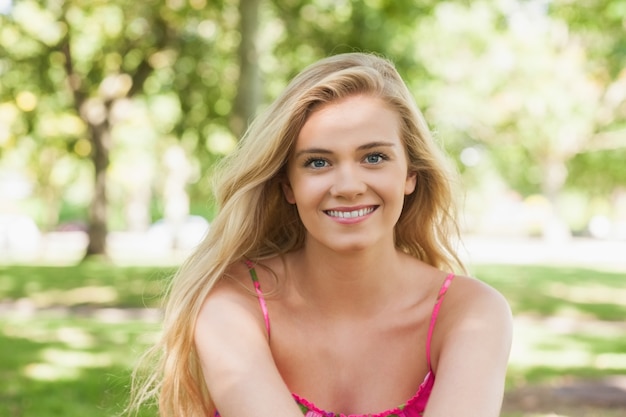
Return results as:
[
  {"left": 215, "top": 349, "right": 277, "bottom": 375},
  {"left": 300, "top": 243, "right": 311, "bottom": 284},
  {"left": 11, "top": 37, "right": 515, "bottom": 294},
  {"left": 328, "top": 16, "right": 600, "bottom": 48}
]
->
[{"left": 424, "top": 276, "right": 514, "bottom": 417}]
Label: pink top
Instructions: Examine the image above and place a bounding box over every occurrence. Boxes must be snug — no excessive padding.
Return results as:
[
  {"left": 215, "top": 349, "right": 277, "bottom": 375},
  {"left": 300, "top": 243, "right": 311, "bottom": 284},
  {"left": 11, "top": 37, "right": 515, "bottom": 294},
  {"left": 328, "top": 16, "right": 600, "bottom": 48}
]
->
[{"left": 218, "top": 261, "right": 456, "bottom": 417}]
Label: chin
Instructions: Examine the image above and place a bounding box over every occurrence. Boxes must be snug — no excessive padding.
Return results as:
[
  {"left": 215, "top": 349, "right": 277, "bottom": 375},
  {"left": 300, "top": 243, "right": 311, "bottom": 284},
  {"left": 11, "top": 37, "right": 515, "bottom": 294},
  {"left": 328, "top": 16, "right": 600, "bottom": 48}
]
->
[
  {"left": 323, "top": 238, "right": 377, "bottom": 254},
  {"left": 306, "top": 231, "right": 387, "bottom": 254}
]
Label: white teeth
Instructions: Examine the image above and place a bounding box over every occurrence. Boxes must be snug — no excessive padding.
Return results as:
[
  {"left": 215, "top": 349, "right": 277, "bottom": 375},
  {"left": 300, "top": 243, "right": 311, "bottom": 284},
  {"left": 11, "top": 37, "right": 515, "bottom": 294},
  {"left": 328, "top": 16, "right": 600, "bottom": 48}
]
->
[{"left": 326, "top": 207, "right": 375, "bottom": 218}]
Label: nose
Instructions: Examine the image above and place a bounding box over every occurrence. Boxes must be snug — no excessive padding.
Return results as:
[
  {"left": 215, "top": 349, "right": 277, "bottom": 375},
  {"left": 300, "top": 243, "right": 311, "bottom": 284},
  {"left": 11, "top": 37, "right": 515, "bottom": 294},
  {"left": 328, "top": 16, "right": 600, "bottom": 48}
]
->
[{"left": 330, "top": 164, "right": 367, "bottom": 199}]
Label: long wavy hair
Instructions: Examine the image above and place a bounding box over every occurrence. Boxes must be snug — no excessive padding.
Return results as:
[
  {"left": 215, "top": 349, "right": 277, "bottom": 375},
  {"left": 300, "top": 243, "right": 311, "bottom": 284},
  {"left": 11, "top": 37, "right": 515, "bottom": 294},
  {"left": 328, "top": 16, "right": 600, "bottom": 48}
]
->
[{"left": 128, "top": 52, "right": 465, "bottom": 417}]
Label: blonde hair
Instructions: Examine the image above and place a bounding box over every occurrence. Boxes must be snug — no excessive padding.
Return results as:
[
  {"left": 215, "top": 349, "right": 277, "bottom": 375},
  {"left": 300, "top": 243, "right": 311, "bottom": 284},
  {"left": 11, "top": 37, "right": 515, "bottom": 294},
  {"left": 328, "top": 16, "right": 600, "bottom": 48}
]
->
[{"left": 128, "top": 52, "right": 465, "bottom": 417}]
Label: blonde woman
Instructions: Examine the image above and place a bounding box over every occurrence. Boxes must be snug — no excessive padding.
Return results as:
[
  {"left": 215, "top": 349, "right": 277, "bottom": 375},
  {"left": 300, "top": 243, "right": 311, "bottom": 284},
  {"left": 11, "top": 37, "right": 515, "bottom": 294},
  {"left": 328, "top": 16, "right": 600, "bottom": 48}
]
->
[{"left": 130, "top": 52, "right": 512, "bottom": 417}]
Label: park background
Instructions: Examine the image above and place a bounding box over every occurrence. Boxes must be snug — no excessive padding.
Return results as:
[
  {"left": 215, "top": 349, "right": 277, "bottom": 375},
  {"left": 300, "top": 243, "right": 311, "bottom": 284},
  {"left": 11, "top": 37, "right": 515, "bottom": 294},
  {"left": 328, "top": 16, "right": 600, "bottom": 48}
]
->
[{"left": 0, "top": 0, "right": 625, "bottom": 416}]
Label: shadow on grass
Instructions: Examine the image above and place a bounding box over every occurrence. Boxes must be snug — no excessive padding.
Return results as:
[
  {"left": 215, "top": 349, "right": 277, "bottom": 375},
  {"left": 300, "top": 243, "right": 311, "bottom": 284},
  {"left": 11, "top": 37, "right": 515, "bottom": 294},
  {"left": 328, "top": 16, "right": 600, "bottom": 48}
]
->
[
  {"left": 0, "top": 263, "right": 174, "bottom": 308},
  {"left": 473, "top": 264, "right": 626, "bottom": 321},
  {"left": 0, "top": 316, "right": 159, "bottom": 417},
  {"left": 1, "top": 262, "right": 624, "bottom": 416}
]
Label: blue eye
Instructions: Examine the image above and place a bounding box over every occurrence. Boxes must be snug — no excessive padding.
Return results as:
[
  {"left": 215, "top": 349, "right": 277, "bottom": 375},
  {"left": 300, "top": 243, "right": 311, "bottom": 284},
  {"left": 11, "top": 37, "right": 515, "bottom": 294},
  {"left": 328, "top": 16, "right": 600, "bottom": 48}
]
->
[
  {"left": 365, "top": 153, "right": 387, "bottom": 164},
  {"left": 305, "top": 158, "right": 329, "bottom": 169}
]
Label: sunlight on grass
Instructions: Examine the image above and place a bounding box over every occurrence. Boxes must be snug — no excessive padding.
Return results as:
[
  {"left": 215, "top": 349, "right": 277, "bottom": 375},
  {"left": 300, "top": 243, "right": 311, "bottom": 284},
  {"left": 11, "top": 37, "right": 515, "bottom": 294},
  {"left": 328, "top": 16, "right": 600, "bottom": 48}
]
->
[
  {"left": 28, "top": 285, "right": 119, "bottom": 307},
  {"left": 41, "top": 347, "right": 113, "bottom": 368},
  {"left": 0, "top": 314, "right": 161, "bottom": 417},
  {"left": 23, "top": 348, "right": 114, "bottom": 381},
  {"left": 472, "top": 264, "right": 626, "bottom": 391},
  {"left": 510, "top": 318, "right": 593, "bottom": 368},
  {"left": 55, "top": 326, "right": 95, "bottom": 348},
  {"left": 0, "top": 262, "right": 623, "bottom": 416},
  {"left": 594, "top": 352, "right": 626, "bottom": 372},
  {"left": 507, "top": 316, "right": 626, "bottom": 385},
  {"left": 502, "top": 412, "right": 626, "bottom": 417},
  {"left": 4, "top": 322, "right": 96, "bottom": 348},
  {"left": 546, "top": 282, "right": 626, "bottom": 305},
  {"left": 0, "top": 263, "right": 171, "bottom": 308},
  {"left": 23, "top": 362, "right": 81, "bottom": 381}
]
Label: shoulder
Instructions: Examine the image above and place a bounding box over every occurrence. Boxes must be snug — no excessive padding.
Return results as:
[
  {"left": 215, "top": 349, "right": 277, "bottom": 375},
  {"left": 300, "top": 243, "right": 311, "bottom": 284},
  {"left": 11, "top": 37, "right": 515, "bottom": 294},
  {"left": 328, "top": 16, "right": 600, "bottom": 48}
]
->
[
  {"left": 195, "top": 261, "right": 265, "bottom": 337},
  {"left": 194, "top": 260, "right": 273, "bottom": 382},
  {"left": 193, "top": 259, "right": 305, "bottom": 416},
  {"left": 430, "top": 274, "right": 513, "bottom": 369},
  {"left": 195, "top": 262, "right": 266, "bottom": 350},
  {"left": 195, "top": 257, "right": 284, "bottom": 342},
  {"left": 444, "top": 274, "right": 513, "bottom": 334},
  {"left": 447, "top": 274, "right": 511, "bottom": 318},
  {"left": 423, "top": 274, "right": 513, "bottom": 415}
]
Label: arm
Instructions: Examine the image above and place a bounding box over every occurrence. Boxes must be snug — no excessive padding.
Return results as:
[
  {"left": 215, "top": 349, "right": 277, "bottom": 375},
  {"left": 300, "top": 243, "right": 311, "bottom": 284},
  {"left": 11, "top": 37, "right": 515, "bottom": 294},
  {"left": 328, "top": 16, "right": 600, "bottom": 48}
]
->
[
  {"left": 424, "top": 277, "right": 513, "bottom": 417},
  {"left": 194, "top": 280, "right": 303, "bottom": 417}
]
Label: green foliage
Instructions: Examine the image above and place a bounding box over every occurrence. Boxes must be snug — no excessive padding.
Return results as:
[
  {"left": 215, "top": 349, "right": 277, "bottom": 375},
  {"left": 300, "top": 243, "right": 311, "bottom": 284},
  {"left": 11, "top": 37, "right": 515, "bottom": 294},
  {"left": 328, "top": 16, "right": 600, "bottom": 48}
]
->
[
  {"left": 269, "top": 0, "right": 438, "bottom": 79},
  {"left": 1, "top": 0, "right": 625, "bottom": 235},
  {"left": 550, "top": 0, "right": 626, "bottom": 78},
  {"left": 567, "top": 148, "right": 626, "bottom": 195},
  {"left": 0, "top": 0, "right": 237, "bottom": 231}
]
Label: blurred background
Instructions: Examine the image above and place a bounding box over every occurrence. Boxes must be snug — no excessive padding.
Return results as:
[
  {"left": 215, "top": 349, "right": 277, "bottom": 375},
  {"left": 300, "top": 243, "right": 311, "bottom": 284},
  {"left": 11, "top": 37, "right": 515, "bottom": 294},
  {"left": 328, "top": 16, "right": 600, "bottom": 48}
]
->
[{"left": 0, "top": 0, "right": 625, "bottom": 416}]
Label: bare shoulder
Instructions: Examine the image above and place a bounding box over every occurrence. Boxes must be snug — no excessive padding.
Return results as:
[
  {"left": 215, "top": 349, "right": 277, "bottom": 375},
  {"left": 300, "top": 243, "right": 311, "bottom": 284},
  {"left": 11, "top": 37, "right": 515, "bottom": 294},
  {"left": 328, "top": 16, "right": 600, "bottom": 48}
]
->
[
  {"left": 446, "top": 274, "right": 512, "bottom": 318},
  {"left": 194, "top": 261, "right": 273, "bottom": 393},
  {"left": 194, "top": 259, "right": 304, "bottom": 416},
  {"left": 195, "top": 260, "right": 265, "bottom": 338},
  {"left": 424, "top": 274, "right": 513, "bottom": 415},
  {"left": 430, "top": 273, "right": 513, "bottom": 367}
]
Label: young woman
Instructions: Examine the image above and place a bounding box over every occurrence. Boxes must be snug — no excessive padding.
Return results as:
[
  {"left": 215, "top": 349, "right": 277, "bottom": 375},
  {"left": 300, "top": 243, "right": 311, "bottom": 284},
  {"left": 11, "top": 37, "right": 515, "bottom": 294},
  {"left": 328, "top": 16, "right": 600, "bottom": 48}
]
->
[{"left": 130, "top": 52, "right": 512, "bottom": 417}]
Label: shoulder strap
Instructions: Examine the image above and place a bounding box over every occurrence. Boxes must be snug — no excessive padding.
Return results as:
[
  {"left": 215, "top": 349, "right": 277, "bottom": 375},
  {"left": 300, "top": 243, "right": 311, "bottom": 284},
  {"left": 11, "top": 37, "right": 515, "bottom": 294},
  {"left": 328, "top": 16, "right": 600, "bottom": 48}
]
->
[
  {"left": 426, "top": 273, "right": 455, "bottom": 369},
  {"left": 244, "top": 260, "right": 271, "bottom": 339}
]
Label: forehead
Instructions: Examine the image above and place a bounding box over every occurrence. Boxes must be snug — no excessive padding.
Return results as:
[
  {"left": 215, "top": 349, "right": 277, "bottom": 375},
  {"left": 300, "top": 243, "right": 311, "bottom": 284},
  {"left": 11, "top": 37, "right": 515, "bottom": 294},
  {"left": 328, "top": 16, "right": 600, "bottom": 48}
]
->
[{"left": 294, "top": 95, "right": 402, "bottom": 150}]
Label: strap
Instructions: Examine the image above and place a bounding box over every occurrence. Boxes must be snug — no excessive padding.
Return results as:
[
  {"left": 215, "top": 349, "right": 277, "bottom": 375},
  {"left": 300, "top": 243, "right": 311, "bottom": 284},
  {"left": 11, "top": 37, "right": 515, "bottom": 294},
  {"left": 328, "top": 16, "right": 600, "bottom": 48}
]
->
[
  {"left": 244, "top": 260, "right": 271, "bottom": 339},
  {"left": 426, "top": 273, "right": 455, "bottom": 369}
]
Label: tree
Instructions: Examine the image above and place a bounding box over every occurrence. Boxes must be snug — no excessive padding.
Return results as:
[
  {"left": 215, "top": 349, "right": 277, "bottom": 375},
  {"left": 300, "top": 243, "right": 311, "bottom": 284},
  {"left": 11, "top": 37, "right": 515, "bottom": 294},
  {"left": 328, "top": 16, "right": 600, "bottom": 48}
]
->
[
  {"left": 4, "top": 0, "right": 621, "bottom": 252},
  {"left": 410, "top": 1, "right": 626, "bottom": 236},
  {"left": 0, "top": 0, "right": 237, "bottom": 258},
  {"left": 230, "top": 0, "right": 262, "bottom": 138},
  {"left": 550, "top": 0, "right": 626, "bottom": 194}
]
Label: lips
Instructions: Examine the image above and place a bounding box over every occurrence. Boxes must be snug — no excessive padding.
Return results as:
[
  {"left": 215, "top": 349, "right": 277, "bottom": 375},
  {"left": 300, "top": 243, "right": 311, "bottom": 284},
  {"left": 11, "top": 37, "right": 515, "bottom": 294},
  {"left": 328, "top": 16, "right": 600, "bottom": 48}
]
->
[{"left": 324, "top": 206, "right": 377, "bottom": 219}]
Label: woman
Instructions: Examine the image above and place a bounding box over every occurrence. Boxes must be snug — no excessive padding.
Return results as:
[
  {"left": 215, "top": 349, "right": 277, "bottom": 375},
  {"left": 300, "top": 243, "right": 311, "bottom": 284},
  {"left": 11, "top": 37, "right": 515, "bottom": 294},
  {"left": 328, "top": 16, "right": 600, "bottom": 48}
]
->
[{"left": 130, "top": 52, "right": 512, "bottom": 417}]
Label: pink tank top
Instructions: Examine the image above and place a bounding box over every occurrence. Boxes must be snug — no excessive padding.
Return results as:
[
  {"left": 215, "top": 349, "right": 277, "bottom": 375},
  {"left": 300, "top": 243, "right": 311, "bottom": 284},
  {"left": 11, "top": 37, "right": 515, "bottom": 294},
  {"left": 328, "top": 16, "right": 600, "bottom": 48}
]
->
[{"left": 244, "top": 261, "right": 456, "bottom": 417}]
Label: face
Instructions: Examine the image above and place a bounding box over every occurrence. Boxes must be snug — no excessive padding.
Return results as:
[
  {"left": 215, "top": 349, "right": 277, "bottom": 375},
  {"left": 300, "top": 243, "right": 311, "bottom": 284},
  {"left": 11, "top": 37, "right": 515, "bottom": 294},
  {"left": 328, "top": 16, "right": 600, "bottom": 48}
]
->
[{"left": 283, "top": 94, "right": 417, "bottom": 253}]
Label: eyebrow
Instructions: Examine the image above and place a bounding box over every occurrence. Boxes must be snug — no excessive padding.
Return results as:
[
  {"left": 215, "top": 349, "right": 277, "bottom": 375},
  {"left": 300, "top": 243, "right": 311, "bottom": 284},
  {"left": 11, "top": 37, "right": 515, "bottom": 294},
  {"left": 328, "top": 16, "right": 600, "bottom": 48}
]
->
[{"left": 293, "top": 141, "right": 397, "bottom": 159}]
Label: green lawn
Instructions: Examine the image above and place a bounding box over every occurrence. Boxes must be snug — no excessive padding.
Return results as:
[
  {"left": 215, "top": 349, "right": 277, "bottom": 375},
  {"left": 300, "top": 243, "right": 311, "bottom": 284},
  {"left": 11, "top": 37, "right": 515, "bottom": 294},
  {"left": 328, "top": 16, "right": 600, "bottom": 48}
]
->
[
  {"left": 0, "top": 262, "right": 169, "bottom": 417},
  {"left": 472, "top": 264, "right": 626, "bottom": 387},
  {"left": 0, "top": 317, "right": 159, "bottom": 417},
  {"left": 0, "top": 262, "right": 624, "bottom": 417},
  {"left": 0, "top": 262, "right": 173, "bottom": 309}
]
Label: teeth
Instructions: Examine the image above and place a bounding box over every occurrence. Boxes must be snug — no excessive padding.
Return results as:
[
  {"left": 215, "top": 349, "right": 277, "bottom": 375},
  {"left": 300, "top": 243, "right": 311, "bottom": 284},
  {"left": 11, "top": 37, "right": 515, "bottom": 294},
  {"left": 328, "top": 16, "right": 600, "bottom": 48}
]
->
[{"left": 327, "top": 207, "right": 374, "bottom": 218}]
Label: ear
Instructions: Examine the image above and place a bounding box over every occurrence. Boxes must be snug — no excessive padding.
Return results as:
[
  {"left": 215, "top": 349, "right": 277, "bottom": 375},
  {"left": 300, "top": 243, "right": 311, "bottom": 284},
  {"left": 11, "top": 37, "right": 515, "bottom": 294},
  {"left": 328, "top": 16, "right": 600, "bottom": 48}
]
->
[
  {"left": 404, "top": 171, "right": 417, "bottom": 195},
  {"left": 282, "top": 180, "right": 296, "bottom": 204}
]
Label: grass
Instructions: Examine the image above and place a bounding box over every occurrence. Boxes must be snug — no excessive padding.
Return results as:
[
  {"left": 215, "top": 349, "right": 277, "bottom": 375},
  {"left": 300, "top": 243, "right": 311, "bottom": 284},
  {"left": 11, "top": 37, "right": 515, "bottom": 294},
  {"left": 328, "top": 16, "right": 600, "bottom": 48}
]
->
[
  {"left": 0, "top": 262, "right": 173, "bottom": 308},
  {"left": 472, "top": 264, "right": 626, "bottom": 321},
  {"left": 0, "top": 316, "right": 160, "bottom": 417},
  {"left": 472, "top": 264, "right": 626, "bottom": 388},
  {"left": 0, "top": 261, "right": 624, "bottom": 416},
  {"left": 0, "top": 262, "right": 169, "bottom": 417}
]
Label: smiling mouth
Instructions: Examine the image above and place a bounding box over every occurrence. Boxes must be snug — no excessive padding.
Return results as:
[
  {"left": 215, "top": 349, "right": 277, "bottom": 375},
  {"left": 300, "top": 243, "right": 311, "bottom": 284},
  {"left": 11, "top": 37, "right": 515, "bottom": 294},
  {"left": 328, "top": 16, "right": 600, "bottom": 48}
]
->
[{"left": 325, "top": 207, "right": 377, "bottom": 219}]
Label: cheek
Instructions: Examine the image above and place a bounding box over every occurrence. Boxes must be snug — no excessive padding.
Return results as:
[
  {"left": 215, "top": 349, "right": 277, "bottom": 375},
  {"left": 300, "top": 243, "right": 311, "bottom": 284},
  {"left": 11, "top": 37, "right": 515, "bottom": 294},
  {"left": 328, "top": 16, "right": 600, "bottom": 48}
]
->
[{"left": 287, "top": 176, "right": 333, "bottom": 211}]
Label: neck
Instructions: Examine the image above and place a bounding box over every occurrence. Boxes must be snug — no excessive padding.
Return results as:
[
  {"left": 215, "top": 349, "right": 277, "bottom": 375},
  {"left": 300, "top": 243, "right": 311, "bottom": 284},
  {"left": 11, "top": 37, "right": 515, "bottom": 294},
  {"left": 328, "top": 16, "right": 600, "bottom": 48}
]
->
[{"left": 289, "top": 243, "right": 409, "bottom": 314}]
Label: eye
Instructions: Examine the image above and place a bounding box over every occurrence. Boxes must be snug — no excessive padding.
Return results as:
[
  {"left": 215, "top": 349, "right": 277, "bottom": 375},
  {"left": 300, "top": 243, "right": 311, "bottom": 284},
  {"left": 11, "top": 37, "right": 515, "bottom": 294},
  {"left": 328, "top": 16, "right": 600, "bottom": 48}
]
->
[
  {"left": 364, "top": 153, "right": 388, "bottom": 164},
  {"left": 304, "top": 158, "right": 329, "bottom": 169}
]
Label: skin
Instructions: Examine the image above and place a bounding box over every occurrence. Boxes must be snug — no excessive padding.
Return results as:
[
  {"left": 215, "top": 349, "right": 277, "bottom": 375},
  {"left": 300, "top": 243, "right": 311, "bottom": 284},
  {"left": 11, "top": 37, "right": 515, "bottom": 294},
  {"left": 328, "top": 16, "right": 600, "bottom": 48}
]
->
[{"left": 195, "top": 95, "right": 513, "bottom": 417}]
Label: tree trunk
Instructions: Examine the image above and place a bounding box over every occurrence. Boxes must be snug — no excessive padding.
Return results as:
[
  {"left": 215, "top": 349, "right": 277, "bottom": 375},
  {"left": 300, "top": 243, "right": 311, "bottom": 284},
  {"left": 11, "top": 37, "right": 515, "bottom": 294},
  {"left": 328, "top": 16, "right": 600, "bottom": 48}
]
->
[
  {"left": 84, "top": 103, "right": 112, "bottom": 258},
  {"left": 540, "top": 157, "right": 571, "bottom": 242},
  {"left": 230, "top": 0, "right": 262, "bottom": 138}
]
